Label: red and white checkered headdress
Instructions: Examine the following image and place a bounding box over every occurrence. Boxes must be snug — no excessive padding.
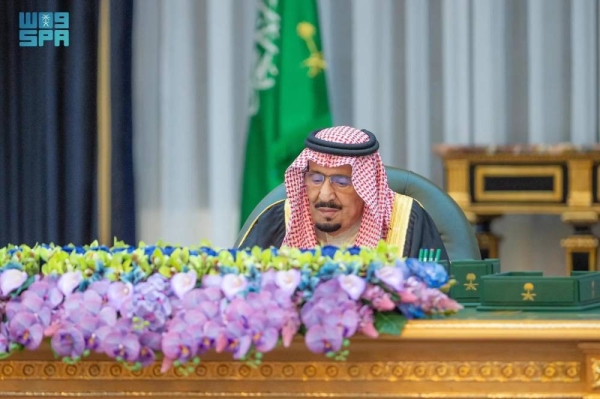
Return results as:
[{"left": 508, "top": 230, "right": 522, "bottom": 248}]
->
[{"left": 282, "top": 126, "right": 395, "bottom": 248}]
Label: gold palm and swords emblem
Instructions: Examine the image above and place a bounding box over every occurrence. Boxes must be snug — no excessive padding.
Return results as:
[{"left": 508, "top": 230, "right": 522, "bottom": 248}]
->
[
  {"left": 521, "top": 283, "right": 536, "bottom": 301},
  {"left": 464, "top": 273, "right": 478, "bottom": 291},
  {"left": 297, "top": 22, "right": 326, "bottom": 77}
]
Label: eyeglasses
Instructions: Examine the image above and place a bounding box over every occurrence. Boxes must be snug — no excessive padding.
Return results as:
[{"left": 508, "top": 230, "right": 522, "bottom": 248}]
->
[{"left": 304, "top": 171, "right": 353, "bottom": 190}]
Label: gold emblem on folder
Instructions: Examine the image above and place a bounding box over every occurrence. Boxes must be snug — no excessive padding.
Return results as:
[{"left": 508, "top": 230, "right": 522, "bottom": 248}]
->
[
  {"left": 464, "top": 273, "right": 478, "bottom": 291},
  {"left": 521, "top": 283, "right": 536, "bottom": 301}
]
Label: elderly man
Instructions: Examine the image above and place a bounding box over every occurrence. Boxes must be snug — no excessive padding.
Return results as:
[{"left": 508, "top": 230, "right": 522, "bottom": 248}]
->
[{"left": 239, "top": 126, "right": 448, "bottom": 259}]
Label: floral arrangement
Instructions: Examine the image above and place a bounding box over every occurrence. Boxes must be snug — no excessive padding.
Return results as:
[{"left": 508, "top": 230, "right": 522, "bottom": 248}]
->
[{"left": 0, "top": 240, "right": 460, "bottom": 374}]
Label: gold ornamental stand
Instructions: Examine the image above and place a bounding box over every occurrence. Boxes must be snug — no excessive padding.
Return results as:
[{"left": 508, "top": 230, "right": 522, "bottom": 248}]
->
[{"left": 436, "top": 146, "right": 600, "bottom": 272}]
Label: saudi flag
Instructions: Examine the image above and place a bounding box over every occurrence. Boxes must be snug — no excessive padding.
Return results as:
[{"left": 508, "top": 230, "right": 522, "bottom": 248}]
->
[{"left": 240, "top": 0, "right": 332, "bottom": 224}]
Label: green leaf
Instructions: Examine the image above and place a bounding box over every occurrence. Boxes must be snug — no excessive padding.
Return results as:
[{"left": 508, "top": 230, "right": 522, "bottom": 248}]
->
[{"left": 374, "top": 311, "right": 407, "bottom": 336}]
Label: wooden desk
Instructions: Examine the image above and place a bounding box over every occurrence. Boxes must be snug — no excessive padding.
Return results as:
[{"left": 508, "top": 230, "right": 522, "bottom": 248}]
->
[
  {"left": 436, "top": 146, "right": 600, "bottom": 271},
  {"left": 3, "top": 310, "right": 600, "bottom": 399}
]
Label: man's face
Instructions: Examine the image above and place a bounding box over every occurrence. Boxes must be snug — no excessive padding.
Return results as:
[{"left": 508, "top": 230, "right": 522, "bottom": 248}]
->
[{"left": 305, "top": 161, "right": 364, "bottom": 236}]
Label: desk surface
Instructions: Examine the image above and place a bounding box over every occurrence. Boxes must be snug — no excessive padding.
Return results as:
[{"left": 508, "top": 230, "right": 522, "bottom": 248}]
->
[
  {"left": 401, "top": 308, "right": 600, "bottom": 341},
  {"left": 448, "top": 307, "right": 600, "bottom": 320}
]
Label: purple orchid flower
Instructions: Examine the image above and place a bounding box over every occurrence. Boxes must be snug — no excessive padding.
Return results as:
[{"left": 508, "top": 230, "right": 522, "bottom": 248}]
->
[
  {"left": 51, "top": 326, "right": 85, "bottom": 358},
  {"left": 161, "top": 330, "right": 197, "bottom": 364},
  {"left": 5, "top": 298, "right": 22, "bottom": 320},
  {"left": 336, "top": 309, "right": 359, "bottom": 338},
  {"left": 88, "top": 325, "right": 114, "bottom": 353},
  {"left": 362, "top": 284, "right": 396, "bottom": 311},
  {"left": 8, "top": 312, "right": 43, "bottom": 350},
  {"left": 138, "top": 331, "right": 161, "bottom": 367},
  {"left": 201, "top": 274, "right": 222, "bottom": 288},
  {"left": 146, "top": 273, "right": 168, "bottom": 292},
  {"left": 61, "top": 292, "right": 103, "bottom": 324},
  {"left": 199, "top": 320, "right": 223, "bottom": 353},
  {"left": 178, "top": 313, "right": 211, "bottom": 356},
  {"left": 77, "top": 316, "right": 103, "bottom": 351},
  {"left": 260, "top": 269, "right": 277, "bottom": 291},
  {"left": 133, "top": 300, "right": 168, "bottom": 332},
  {"left": 179, "top": 288, "right": 221, "bottom": 321},
  {"left": 357, "top": 305, "right": 378, "bottom": 338},
  {"left": 88, "top": 280, "right": 111, "bottom": 303},
  {"left": 187, "top": 286, "right": 222, "bottom": 305},
  {"left": 77, "top": 308, "right": 117, "bottom": 351},
  {"left": 17, "top": 293, "right": 52, "bottom": 327},
  {"left": 305, "top": 324, "right": 343, "bottom": 354},
  {"left": 62, "top": 292, "right": 83, "bottom": 313},
  {"left": 181, "top": 309, "right": 209, "bottom": 329},
  {"left": 272, "top": 288, "right": 296, "bottom": 309},
  {"left": 81, "top": 290, "right": 103, "bottom": 314},
  {"left": 219, "top": 321, "right": 252, "bottom": 360},
  {"left": 251, "top": 326, "right": 278, "bottom": 353},
  {"left": 156, "top": 290, "right": 173, "bottom": 315},
  {"left": 0, "top": 323, "right": 9, "bottom": 353},
  {"left": 107, "top": 281, "right": 134, "bottom": 310},
  {"left": 223, "top": 297, "right": 253, "bottom": 326},
  {"left": 27, "top": 280, "right": 64, "bottom": 309},
  {"left": 98, "top": 306, "right": 117, "bottom": 326},
  {"left": 119, "top": 287, "right": 171, "bottom": 333},
  {"left": 102, "top": 331, "right": 141, "bottom": 362}
]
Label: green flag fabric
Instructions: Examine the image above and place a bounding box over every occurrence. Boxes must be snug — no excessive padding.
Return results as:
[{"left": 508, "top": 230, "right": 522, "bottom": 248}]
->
[{"left": 240, "top": 0, "right": 332, "bottom": 225}]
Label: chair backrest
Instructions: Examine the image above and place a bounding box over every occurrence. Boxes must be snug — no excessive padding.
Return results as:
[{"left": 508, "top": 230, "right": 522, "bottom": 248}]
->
[{"left": 235, "top": 166, "right": 481, "bottom": 261}]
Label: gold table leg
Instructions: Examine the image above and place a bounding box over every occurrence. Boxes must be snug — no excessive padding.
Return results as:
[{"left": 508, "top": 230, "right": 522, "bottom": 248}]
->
[{"left": 561, "top": 212, "right": 599, "bottom": 273}]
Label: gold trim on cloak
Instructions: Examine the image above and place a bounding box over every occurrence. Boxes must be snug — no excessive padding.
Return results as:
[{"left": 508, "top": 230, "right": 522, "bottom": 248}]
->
[{"left": 386, "top": 194, "right": 414, "bottom": 258}]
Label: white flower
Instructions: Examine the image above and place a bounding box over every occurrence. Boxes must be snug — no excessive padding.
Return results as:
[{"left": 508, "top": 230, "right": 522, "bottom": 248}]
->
[
  {"left": 221, "top": 274, "right": 248, "bottom": 299},
  {"left": 57, "top": 271, "right": 83, "bottom": 296},
  {"left": 275, "top": 270, "right": 301, "bottom": 296},
  {"left": 375, "top": 266, "right": 403, "bottom": 291},
  {"left": 171, "top": 270, "right": 197, "bottom": 300},
  {"left": 0, "top": 269, "right": 28, "bottom": 296},
  {"left": 338, "top": 274, "right": 366, "bottom": 300}
]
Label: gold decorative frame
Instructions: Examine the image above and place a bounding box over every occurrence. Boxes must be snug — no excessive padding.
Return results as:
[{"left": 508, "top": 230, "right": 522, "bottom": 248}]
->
[
  {"left": 0, "top": 360, "right": 583, "bottom": 383},
  {"left": 2, "top": 330, "right": 600, "bottom": 399},
  {"left": 474, "top": 165, "right": 564, "bottom": 203}
]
